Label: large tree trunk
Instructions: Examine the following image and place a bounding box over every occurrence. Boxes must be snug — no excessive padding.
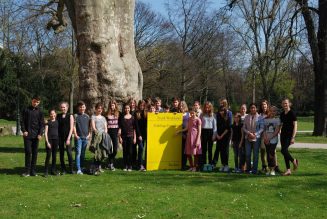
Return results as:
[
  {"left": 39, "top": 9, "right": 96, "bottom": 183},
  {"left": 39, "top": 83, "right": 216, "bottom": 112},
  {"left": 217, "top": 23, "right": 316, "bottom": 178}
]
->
[
  {"left": 65, "top": 0, "right": 142, "bottom": 111},
  {"left": 295, "top": 0, "right": 326, "bottom": 136}
]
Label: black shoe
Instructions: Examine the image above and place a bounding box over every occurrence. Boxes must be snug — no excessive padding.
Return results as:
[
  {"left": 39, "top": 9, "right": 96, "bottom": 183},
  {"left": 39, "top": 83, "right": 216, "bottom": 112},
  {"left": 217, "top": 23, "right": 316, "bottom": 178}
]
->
[
  {"left": 21, "top": 172, "right": 30, "bottom": 177},
  {"left": 51, "top": 171, "right": 59, "bottom": 176},
  {"left": 30, "top": 172, "right": 38, "bottom": 177}
]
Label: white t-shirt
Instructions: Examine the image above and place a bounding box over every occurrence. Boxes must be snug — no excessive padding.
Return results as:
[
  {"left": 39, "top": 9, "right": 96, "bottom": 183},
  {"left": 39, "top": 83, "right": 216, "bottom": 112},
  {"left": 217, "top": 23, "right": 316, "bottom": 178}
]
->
[{"left": 264, "top": 117, "right": 280, "bottom": 144}]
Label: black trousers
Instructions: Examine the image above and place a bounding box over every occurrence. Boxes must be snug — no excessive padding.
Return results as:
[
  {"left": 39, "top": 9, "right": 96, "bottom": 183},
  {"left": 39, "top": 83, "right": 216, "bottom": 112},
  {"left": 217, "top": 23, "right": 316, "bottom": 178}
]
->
[
  {"left": 280, "top": 136, "right": 294, "bottom": 169},
  {"left": 108, "top": 131, "right": 118, "bottom": 164},
  {"left": 265, "top": 143, "right": 277, "bottom": 168},
  {"left": 122, "top": 136, "right": 133, "bottom": 167},
  {"left": 24, "top": 137, "right": 39, "bottom": 174},
  {"left": 45, "top": 139, "right": 58, "bottom": 173},
  {"left": 182, "top": 136, "right": 187, "bottom": 169},
  {"left": 201, "top": 129, "right": 213, "bottom": 165},
  {"left": 59, "top": 136, "right": 73, "bottom": 171},
  {"left": 213, "top": 138, "right": 229, "bottom": 166}
]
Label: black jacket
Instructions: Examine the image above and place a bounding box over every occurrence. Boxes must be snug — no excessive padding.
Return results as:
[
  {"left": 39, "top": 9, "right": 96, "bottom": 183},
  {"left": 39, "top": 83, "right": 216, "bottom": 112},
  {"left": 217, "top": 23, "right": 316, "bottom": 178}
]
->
[{"left": 21, "top": 106, "right": 44, "bottom": 138}]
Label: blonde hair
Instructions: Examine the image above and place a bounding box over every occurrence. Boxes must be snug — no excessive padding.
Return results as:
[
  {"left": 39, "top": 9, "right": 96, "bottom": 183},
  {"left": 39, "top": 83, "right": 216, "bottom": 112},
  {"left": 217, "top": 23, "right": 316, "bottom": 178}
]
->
[
  {"left": 202, "top": 101, "right": 214, "bottom": 117},
  {"left": 107, "top": 100, "right": 120, "bottom": 118}
]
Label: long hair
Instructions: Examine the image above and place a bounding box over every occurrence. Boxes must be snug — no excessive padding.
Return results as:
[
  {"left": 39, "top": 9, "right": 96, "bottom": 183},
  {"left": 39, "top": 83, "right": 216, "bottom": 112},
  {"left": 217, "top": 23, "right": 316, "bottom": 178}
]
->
[
  {"left": 202, "top": 101, "right": 214, "bottom": 117},
  {"left": 107, "top": 100, "right": 120, "bottom": 118},
  {"left": 258, "top": 99, "right": 270, "bottom": 115},
  {"left": 136, "top": 100, "right": 147, "bottom": 120}
]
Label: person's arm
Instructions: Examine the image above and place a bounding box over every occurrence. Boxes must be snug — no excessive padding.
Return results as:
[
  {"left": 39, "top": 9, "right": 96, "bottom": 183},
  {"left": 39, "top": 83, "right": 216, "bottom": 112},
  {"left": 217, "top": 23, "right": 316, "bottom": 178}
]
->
[
  {"left": 239, "top": 126, "right": 244, "bottom": 148},
  {"left": 73, "top": 123, "right": 79, "bottom": 140},
  {"left": 66, "top": 114, "right": 74, "bottom": 145},
  {"left": 37, "top": 111, "right": 45, "bottom": 140},
  {"left": 104, "top": 117, "right": 108, "bottom": 134},
  {"left": 21, "top": 109, "right": 28, "bottom": 137},
  {"left": 196, "top": 119, "right": 201, "bottom": 147},
  {"left": 255, "top": 116, "right": 264, "bottom": 138},
  {"left": 291, "top": 121, "right": 297, "bottom": 144},
  {"left": 45, "top": 124, "right": 50, "bottom": 148},
  {"left": 91, "top": 117, "right": 97, "bottom": 132},
  {"left": 212, "top": 115, "right": 217, "bottom": 140}
]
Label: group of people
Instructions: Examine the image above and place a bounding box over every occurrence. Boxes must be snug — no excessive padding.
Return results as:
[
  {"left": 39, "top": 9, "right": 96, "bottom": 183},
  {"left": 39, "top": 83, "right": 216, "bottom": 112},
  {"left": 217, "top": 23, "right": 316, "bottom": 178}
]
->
[{"left": 21, "top": 95, "right": 299, "bottom": 177}]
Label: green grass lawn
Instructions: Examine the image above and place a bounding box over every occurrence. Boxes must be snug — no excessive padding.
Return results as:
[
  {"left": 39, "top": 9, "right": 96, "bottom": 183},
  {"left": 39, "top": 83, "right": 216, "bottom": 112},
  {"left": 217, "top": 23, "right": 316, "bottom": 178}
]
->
[
  {"left": 0, "top": 119, "right": 15, "bottom": 126},
  {"left": 297, "top": 116, "right": 314, "bottom": 131},
  {"left": 0, "top": 136, "right": 327, "bottom": 218}
]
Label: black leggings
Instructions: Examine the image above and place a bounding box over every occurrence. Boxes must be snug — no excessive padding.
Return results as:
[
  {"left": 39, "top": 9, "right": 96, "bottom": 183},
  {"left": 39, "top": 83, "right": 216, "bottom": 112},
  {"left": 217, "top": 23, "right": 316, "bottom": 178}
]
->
[
  {"left": 45, "top": 139, "right": 58, "bottom": 173},
  {"left": 122, "top": 136, "right": 133, "bottom": 167},
  {"left": 108, "top": 131, "right": 118, "bottom": 164},
  {"left": 265, "top": 143, "right": 277, "bottom": 168},
  {"left": 280, "top": 136, "right": 294, "bottom": 169},
  {"left": 213, "top": 138, "right": 229, "bottom": 166},
  {"left": 201, "top": 129, "right": 213, "bottom": 165},
  {"left": 59, "top": 136, "right": 73, "bottom": 171}
]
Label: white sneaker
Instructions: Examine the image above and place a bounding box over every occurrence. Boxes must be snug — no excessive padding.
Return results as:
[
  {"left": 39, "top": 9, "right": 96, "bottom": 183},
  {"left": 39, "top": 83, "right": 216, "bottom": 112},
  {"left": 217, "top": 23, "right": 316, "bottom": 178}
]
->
[
  {"left": 270, "top": 170, "right": 276, "bottom": 176},
  {"left": 123, "top": 166, "right": 128, "bottom": 171},
  {"left": 223, "top": 166, "right": 229, "bottom": 172},
  {"left": 77, "top": 170, "right": 83, "bottom": 175}
]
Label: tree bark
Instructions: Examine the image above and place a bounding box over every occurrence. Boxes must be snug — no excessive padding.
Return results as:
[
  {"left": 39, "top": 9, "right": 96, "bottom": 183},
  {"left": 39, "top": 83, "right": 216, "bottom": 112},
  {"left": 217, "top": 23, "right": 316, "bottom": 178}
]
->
[
  {"left": 64, "top": 0, "right": 142, "bottom": 111},
  {"left": 295, "top": 0, "right": 326, "bottom": 136}
]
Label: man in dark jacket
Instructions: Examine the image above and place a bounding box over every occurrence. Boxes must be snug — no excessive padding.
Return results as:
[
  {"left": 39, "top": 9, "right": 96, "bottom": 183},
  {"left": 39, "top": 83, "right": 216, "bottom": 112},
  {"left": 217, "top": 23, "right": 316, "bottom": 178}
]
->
[{"left": 21, "top": 95, "right": 44, "bottom": 177}]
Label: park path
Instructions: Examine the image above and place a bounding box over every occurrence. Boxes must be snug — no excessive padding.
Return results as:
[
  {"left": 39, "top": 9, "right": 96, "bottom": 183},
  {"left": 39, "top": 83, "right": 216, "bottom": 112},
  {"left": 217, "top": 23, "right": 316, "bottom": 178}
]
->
[{"left": 277, "top": 142, "right": 327, "bottom": 149}]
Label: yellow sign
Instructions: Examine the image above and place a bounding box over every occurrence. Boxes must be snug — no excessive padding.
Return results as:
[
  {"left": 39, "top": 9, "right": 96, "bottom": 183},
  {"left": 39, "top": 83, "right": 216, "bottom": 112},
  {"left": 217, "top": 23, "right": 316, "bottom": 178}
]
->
[{"left": 147, "top": 113, "right": 183, "bottom": 170}]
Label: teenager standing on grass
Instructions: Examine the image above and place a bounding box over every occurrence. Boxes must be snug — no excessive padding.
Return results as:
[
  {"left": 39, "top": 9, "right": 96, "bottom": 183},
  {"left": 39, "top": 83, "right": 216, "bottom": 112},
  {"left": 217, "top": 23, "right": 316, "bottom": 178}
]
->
[
  {"left": 263, "top": 106, "right": 280, "bottom": 176},
  {"left": 106, "top": 100, "right": 120, "bottom": 171},
  {"left": 91, "top": 103, "right": 108, "bottom": 173},
  {"left": 259, "top": 100, "right": 269, "bottom": 173},
  {"left": 243, "top": 103, "right": 264, "bottom": 174},
  {"left": 58, "top": 101, "right": 75, "bottom": 174},
  {"left": 212, "top": 106, "right": 231, "bottom": 172},
  {"left": 135, "top": 100, "right": 147, "bottom": 171},
  {"left": 280, "top": 98, "right": 298, "bottom": 176},
  {"left": 179, "top": 100, "right": 189, "bottom": 170},
  {"left": 119, "top": 104, "right": 137, "bottom": 171},
  {"left": 44, "top": 109, "right": 59, "bottom": 177},
  {"left": 21, "top": 96, "right": 44, "bottom": 177},
  {"left": 200, "top": 101, "right": 216, "bottom": 168},
  {"left": 177, "top": 109, "right": 202, "bottom": 172},
  {"left": 74, "top": 101, "right": 90, "bottom": 175},
  {"left": 230, "top": 113, "right": 243, "bottom": 173},
  {"left": 239, "top": 104, "right": 247, "bottom": 172}
]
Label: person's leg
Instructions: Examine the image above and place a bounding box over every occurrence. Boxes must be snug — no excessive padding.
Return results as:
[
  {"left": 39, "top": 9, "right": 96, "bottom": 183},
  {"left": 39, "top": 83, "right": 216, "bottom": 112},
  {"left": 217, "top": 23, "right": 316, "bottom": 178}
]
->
[
  {"left": 137, "top": 139, "right": 144, "bottom": 168},
  {"left": 252, "top": 139, "right": 260, "bottom": 173},
  {"left": 221, "top": 140, "right": 229, "bottom": 166},
  {"left": 233, "top": 141, "right": 239, "bottom": 170},
  {"left": 281, "top": 137, "right": 293, "bottom": 170},
  {"left": 208, "top": 130, "right": 213, "bottom": 164},
  {"left": 30, "top": 138, "right": 39, "bottom": 175},
  {"left": 182, "top": 137, "right": 187, "bottom": 169},
  {"left": 75, "top": 138, "right": 82, "bottom": 171},
  {"left": 80, "top": 138, "right": 88, "bottom": 170},
  {"left": 269, "top": 143, "right": 277, "bottom": 168},
  {"left": 122, "top": 137, "right": 128, "bottom": 169},
  {"left": 245, "top": 140, "right": 252, "bottom": 172},
  {"left": 187, "top": 155, "right": 194, "bottom": 168},
  {"left": 23, "top": 138, "right": 32, "bottom": 174},
  {"left": 260, "top": 139, "right": 267, "bottom": 171},
  {"left": 58, "top": 137, "right": 66, "bottom": 172},
  {"left": 45, "top": 143, "right": 51, "bottom": 175},
  {"left": 201, "top": 129, "right": 208, "bottom": 166},
  {"left": 66, "top": 139, "right": 74, "bottom": 173},
  {"left": 127, "top": 137, "right": 133, "bottom": 169},
  {"left": 51, "top": 139, "right": 58, "bottom": 174},
  {"left": 108, "top": 132, "right": 118, "bottom": 166}
]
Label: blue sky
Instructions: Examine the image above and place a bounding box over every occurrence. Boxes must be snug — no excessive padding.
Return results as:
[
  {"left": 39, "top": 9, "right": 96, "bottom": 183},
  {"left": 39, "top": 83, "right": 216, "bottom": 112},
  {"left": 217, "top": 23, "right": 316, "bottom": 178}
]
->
[{"left": 138, "top": 0, "right": 225, "bottom": 16}]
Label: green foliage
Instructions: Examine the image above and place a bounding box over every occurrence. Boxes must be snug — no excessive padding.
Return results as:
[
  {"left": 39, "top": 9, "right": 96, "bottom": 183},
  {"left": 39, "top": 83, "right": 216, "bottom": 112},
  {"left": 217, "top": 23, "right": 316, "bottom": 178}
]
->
[{"left": 0, "top": 136, "right": 327, "bottom": 218}]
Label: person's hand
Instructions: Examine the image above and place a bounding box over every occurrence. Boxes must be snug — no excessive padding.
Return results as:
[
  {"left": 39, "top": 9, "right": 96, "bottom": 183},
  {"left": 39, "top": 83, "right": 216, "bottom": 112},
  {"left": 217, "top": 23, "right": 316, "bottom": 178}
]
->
[
  {"left": 139, "top": 136, "right": 143, "bottom": 141},
  {"left": 133, "top": 138, "right": 136, "bottom": 144},
  {"left": 66, "top": 139, "right": 71, "bottom": 146},
  {"left": 37, "top": 135, "right": 42, "bottom": 140},
  {"left": 119, "top": 137, "right": 122, "bottom": 144},
  {"left": 290, "top": 137, "right": 295, "bottom": 145},
  {"left": 75, "top": 135, "right": 80, "bottom": 140},
  {"left": 23, "top": 132, "right": 28, "bottom": 137},
  {"left": 47, "top": 142, "right": 51, "bottom": 149},
  {"left": 264, "top": 137, "right": 269, "bottom": 145}
]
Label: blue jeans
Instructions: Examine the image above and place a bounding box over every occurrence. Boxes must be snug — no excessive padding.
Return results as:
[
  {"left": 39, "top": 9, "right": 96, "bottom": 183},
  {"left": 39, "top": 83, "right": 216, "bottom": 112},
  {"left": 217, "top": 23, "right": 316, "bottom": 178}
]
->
[
  {"left": 76, "top": 137, "right": 88, "bottom": 171},
  {"left": 137, "top": 139, "right": 145, "bottom": 166},
  {"left": 245, "top": 139, "right": 261, "bottom": 172}
]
